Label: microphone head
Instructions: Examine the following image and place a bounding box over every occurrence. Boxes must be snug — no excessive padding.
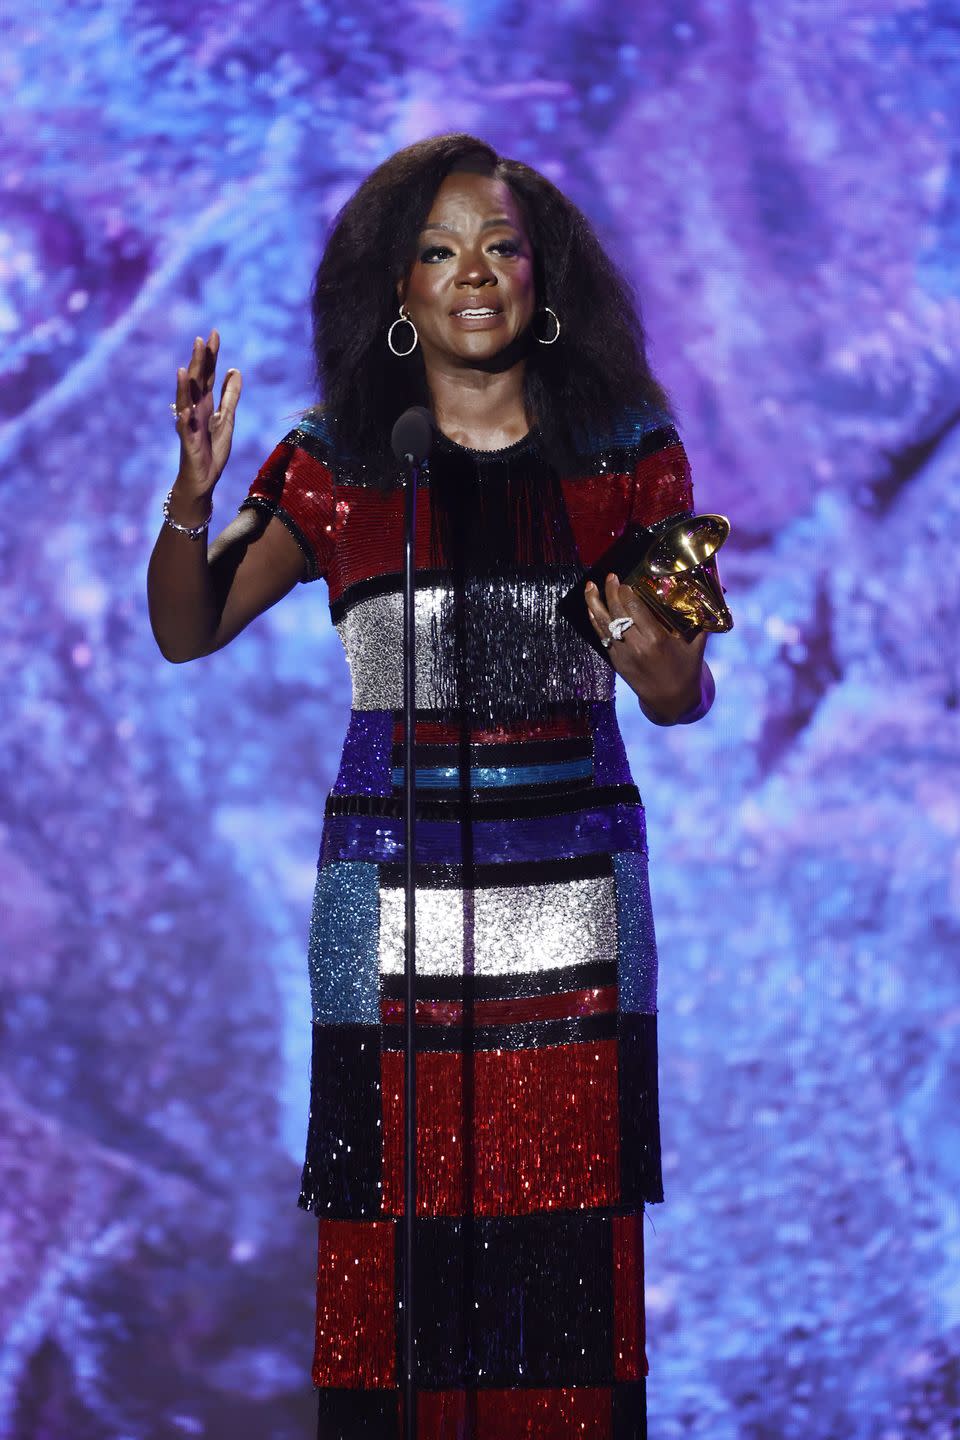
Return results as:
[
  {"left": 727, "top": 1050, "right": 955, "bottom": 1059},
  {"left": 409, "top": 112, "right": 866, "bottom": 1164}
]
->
[{"left": 391, "top": 406, "right": 434, "bottom": 464}]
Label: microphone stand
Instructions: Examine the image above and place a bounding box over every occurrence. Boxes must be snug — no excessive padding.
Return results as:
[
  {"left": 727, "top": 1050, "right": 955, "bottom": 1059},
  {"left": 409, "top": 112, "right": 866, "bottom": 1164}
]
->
[
  {"left": 401, "top": 446, "right": 419, "bottom": 1440},
  {"left": 391, "top": 405, "right": 432, "bottom": 1440}
]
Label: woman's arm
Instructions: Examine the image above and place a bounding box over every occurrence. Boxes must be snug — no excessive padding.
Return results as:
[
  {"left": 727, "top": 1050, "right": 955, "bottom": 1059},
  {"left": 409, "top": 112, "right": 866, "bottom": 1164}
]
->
[
  {"left": 147, "top": 327, "right": 309, "bottom": 663},
  {"left": 147, "top": 503, "right": 306, "bottom": 663},
  {"left": 583, "top": 572, "right": 716, "bottom": 725}
]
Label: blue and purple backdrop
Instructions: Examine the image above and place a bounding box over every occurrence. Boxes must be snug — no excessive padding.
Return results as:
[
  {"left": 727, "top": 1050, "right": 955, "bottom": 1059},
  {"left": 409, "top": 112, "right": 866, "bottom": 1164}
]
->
[{"left": 2, "top": 2, "right": 959, "bottom": 1437}]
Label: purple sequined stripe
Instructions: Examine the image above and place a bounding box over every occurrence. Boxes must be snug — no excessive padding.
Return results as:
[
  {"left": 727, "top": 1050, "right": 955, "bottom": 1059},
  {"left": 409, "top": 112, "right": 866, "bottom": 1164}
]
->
[
  {"left": 589, "top": 700, "right": 633, "bottom": 787},
  {"left": 318, "top": 803, "right": 648, "bottom": 867},
  {"left": 330, "top": 709, "right": 394, "bottom": 796}
]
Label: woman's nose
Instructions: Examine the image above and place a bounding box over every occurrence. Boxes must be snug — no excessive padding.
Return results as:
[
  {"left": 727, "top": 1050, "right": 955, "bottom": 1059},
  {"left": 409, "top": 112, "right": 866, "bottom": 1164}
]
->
[{"left": 456, "top": 252, "right": 496, "bottom": 287}]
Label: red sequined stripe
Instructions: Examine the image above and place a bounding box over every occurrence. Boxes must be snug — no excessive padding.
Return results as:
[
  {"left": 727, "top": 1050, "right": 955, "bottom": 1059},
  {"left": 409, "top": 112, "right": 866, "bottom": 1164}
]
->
[
  {"left": 630, "top": 442, "right": 694, "bottom": 527},
  {"left": 409, "top": 1387, "right": 611, "bottom": 1437},
  {"left": 558, "top": 445, "right": 695, "bottom": 562},
  {"left": 312, "top": 1219, "right": 395, "bottom": 1387},
  {"left": 328, "top": 487, "right": 437, "bottom": 603},
  {"left": 380, "top": 1041, "right": 621, "bottom": 1216},
  {"left": 561, "top": 471, "right": 633, "bottom": 566},
  {"left": 391, "top": 714, "right": 591, "bottom": 745},
  {"left": 246, "top": 442, "right": 337, "bottom": 578},
  {"left": 612, "top": 1212, "right": 648, "bottom": 1381},
  {"left": 381, "top": 986, "right": 618, "bottom": 1027},
  {"left": 247, "top": 440, "right": 293, "bottom": 504}
]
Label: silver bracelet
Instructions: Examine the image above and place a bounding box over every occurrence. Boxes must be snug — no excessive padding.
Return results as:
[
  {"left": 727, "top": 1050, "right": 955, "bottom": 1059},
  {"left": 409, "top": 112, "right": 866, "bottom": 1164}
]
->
[{"left": 162, "top": 487, "right": 212, "bottom": 540}]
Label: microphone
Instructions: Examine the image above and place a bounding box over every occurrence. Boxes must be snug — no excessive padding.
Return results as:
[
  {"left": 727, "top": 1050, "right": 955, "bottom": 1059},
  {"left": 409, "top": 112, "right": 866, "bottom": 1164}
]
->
[{"left": 391, "top": 406, "right": 434, "bottom": 465}]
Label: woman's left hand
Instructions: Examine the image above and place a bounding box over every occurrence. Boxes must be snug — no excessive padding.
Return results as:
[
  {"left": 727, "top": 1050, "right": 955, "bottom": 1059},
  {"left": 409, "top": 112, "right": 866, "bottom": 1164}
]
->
[{"left": 584, "top": 573, "right": 709, "bottom": 724}]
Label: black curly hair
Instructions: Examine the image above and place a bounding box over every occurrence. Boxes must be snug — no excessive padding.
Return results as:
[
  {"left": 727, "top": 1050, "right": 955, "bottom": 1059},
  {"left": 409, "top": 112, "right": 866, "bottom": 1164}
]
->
[{"left": 310, "top": 133, "right": 672, "bottom": 473}]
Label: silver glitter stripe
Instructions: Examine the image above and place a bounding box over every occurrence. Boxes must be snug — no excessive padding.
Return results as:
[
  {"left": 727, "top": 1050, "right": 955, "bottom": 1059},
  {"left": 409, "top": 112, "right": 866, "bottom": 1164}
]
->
[
  {"left": 378, "top": 874, "right": 619, "bottom": 977},
  {"left": 336, "top": 587, "right": 613, "bottom": 711}
]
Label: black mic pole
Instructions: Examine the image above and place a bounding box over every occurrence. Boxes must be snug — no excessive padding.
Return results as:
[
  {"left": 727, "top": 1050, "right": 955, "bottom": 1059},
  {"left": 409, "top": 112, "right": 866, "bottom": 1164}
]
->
[{"left": 390, "top": 406, "right": 434, "bottom": 1440}]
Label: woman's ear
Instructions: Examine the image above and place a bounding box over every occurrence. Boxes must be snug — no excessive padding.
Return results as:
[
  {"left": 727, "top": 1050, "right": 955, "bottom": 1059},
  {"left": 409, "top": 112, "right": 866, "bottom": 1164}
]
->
[{"left": 395, "top": 278, "right": 406, "bottom": 306}]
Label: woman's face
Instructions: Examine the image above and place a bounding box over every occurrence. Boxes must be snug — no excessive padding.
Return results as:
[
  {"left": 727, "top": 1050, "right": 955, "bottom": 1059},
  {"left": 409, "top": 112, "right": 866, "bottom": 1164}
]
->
[{"left": 399, "top": 170, "right": 536, "bottom": 370}]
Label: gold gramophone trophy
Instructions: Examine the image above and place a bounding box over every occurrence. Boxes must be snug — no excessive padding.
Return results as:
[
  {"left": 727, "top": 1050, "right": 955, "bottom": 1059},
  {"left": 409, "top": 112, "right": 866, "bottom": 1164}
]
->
[
  {"left": 559, "top": 510, "right": 733, "bottom": 656},
  {"left": 621, "top": 512, "right": 733, "bottom": 639}
]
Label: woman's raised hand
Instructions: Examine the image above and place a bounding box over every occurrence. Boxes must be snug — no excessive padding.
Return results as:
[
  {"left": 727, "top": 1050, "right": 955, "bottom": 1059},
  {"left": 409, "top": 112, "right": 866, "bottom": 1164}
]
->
[{"left": 172, "top": 329, "right": 242, "bottom": 506}]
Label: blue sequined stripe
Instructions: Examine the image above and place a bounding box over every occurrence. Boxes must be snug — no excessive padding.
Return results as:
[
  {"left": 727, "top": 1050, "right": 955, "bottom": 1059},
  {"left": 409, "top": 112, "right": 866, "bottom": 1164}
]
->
[{"left": 390, "top": 756, "right": 594, "bottom": 789}]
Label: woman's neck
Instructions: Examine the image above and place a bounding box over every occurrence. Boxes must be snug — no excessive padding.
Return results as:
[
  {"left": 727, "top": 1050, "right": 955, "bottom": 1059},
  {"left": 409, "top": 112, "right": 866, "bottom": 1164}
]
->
[{"left": 426, "top": 360, "right": 530, "bottom": 451}]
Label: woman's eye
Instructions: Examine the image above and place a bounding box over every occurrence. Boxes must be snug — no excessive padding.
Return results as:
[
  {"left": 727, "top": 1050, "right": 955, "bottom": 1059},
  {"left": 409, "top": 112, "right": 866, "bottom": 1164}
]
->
[{"left": 418, "top": 240, "right": 521, "bottom": 262}]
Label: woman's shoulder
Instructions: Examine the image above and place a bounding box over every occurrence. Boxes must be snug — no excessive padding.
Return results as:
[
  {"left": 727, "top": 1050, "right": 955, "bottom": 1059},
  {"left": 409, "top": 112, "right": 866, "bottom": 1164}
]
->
[
  {"left": 277, "top": 404, "right": 337, "bottom": 464},
  {"left": 568, "top": 401, "right": 682, "bottom": 473},
  {"left": 591, "top": 401, "right": 680, "bottom": 454},
  {"left": 277, "top": 406, "right": 391, "bottom": 486}
]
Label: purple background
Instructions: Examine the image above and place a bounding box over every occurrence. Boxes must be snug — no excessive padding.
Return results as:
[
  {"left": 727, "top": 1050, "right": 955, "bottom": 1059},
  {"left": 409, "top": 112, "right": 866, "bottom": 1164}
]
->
[{"left": 2, "top": 2, "right": 959, "bottom": 1436}]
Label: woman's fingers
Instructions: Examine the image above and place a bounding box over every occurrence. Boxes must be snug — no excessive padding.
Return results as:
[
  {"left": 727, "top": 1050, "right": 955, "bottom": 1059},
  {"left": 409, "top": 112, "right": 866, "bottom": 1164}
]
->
[
  {"left": 585, "top": 573, "right": 634, "bottom": 630},
  {"left": 585, "top": 574, "right": 666, "bottom": 649},
  {"left": 200, "top": 329, "right": 219, "bottom": 396},
  {"left": 186, "top": 335, "right": 201, "bottom": 391},
  {"left": 173, "top": 329, "right": 239, "bottom": 484},
  {"left": 184, "top": 332, "right": 217, "bottom": 404},
  {"left": 210, "top": 368, "right": 242, "bottom": 437},
  {"left": 583, "top": 578, "right": 611, "bottom": 634},
  {"left": 198, "top": 329, "right": 221, "bottom": 403},
  {"left": 175, "top": 331, "right": 222, "bottom": 427},
  {"left": 209, "top": 367, "right": 242, "bottom": 470},
  {"left": 210, "top": 367, "right": 241, "bottom": 436},
  {"left": 176, "top": 339, "right": 203, "bottom": 419},
  {"left": 606, "top": 573, "right": 667, "bottom": 641},
  {"left": 174, "top": 365, "right": 199, "bottom": 432},
  {"left": 216, "top": 365, "right": 241, "bottom": 415},
  {"left": 604, "top": 572, "right": 629, "bottom": 616}
]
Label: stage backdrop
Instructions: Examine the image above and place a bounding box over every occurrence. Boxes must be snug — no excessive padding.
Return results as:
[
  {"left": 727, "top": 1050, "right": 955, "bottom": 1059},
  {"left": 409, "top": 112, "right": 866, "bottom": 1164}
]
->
[{"left": 2, "top": 2, "right": 958, "bottom": 1436}]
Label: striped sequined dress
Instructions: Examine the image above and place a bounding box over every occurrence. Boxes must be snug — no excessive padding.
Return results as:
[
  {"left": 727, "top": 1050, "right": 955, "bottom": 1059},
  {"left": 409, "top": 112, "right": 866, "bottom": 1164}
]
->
[{"left": 240, "top": 407, "right": 695, "bottom": 1440}]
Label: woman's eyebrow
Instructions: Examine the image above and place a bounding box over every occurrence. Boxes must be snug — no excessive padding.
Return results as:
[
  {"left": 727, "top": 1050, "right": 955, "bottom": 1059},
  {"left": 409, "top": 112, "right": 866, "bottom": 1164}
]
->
[{"left": 419, "top": 216, "right": 517, "bottom": 235}]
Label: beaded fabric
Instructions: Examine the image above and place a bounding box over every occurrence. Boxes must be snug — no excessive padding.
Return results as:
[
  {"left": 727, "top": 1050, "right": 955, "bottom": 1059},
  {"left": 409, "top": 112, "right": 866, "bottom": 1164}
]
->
[{"left": 238, "top": 402, "right": 694, "bottom": 1440}]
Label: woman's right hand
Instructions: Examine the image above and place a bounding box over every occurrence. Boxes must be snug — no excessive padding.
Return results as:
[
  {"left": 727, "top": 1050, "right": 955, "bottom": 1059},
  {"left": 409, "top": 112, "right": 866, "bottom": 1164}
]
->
[{"left": 172, "top": 328, "right": 242, "bottom": 510}]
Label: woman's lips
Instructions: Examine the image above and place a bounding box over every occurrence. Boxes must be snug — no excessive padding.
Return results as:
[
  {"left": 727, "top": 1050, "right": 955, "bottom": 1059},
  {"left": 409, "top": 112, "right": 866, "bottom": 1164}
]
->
[{"left": 450, "top": 306, "right": 504, "bottom": 328}]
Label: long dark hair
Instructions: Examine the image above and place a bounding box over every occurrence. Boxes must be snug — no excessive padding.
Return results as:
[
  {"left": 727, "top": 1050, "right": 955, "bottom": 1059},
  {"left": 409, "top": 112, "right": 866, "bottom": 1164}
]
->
[{"left": 310, "top": 133, "right": 672, "bottom": 472}]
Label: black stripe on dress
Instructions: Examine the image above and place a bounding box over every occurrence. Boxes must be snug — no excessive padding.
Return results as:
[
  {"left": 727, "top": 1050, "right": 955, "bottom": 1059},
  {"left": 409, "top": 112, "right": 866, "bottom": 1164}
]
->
[
  {"left": 378, "top": 852, "right": 613, "bottom": 889},
  {"left": 380, "top": 1012, "right": 616, "bottom": 1052},
  {"left": 379, "top": 958, "right": 617, "bottom": 1001},
  {"left": 324, "top": 784, "right": 641, "bottom": 823}
]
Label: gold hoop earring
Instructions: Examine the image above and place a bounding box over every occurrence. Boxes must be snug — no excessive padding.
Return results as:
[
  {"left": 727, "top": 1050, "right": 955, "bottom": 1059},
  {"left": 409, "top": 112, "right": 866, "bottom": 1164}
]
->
[
  {"left": 387, "top": 304, "right": 419, "bottom": 357},
  {"left": 534, "top": 306, "right": 561, "bottom": 345}
]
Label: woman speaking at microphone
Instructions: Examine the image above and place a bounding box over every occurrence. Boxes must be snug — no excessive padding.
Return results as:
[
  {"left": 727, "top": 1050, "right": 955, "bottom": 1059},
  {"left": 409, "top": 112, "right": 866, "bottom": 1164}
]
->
[{"left": 148, "top": 133, "right": 715, "bottom": 1440}]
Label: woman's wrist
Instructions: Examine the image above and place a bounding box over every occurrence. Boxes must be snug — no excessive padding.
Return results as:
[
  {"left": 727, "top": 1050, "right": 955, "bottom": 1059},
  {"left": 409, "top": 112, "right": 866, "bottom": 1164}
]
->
[
  {"left": 162, "top": 482, "right": 214, "bottom": 541},
  {"left": 673, "top": 662, "right": 715, "bottom": 723},
  {"left": 166, "top": 479, "right": 214, "bottom": 528},
  {"left": 637, "top": 662, "right": 715, "bottom": 726}
]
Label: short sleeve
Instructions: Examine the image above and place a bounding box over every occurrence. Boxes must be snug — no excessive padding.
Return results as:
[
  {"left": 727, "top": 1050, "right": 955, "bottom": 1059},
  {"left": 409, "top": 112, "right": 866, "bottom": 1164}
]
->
[
  {"left": 238, "top": 416, "right": 336, "bottom": 583},
  {"left": 628, "top": 434, "right": 695, "bottom": 530}
]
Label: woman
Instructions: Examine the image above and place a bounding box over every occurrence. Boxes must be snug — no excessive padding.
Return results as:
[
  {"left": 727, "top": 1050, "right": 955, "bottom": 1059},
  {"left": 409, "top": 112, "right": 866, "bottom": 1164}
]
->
[{"left": 148, "top": 133, "right": 715, "bottom": 1440}]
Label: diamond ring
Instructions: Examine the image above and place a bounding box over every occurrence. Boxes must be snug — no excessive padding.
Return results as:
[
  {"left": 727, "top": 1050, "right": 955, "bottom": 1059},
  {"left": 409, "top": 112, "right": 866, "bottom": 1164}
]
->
[{"left": 607, "top": 616, "right": 635, "bottom": 642}]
